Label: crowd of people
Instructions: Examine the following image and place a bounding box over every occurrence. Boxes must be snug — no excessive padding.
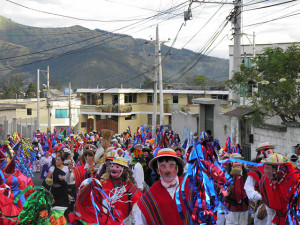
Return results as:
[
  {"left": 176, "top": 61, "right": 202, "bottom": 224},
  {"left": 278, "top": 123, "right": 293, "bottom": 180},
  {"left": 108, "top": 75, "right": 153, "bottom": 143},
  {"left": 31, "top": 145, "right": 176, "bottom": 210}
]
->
[{"left": 0, "top": 127, "right": 300, "bottom": 225}]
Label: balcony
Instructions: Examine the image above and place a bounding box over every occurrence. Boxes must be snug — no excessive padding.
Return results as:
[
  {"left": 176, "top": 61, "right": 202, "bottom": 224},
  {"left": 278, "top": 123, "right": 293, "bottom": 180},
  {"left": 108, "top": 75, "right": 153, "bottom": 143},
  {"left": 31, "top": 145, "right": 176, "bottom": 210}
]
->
[{"left": 97, "top": 104, "right": 132, "bottom": 113}]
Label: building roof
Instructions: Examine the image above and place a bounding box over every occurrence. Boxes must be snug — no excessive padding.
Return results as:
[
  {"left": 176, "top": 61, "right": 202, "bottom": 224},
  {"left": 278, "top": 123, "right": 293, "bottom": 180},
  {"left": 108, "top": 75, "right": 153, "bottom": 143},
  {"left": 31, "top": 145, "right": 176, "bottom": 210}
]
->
[
  {"left": 76, "top": 88, "right": 229, "bottom": 95},
  {"left": 0, "top": 104, "right": 26, "bottom": 111},
  {"left": 223, "top": 106, "right": 255, "bottom": 117}
]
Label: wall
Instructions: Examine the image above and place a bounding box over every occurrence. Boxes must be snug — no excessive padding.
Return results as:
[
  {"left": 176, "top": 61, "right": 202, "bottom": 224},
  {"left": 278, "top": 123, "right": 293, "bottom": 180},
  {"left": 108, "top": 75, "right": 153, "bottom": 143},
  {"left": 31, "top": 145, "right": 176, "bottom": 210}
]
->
[
  {"left": 250, "top": 125, "right": 300, "bottom": 159},
  {"left": 172, "top": 111, "right": 198, "bottom": 142}
]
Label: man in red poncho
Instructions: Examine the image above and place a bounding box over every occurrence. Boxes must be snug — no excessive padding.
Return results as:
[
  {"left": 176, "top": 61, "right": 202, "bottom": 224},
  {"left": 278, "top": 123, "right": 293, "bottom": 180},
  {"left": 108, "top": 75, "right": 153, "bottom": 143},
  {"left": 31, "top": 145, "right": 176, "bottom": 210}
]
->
[
  {"left": 244, "top": 141, "right": 275, "bottom": 225},
  {"left": 259, "top": 153, "right": 300, "bottom": 225},
  {"left": 135, "top": 148, "right": 192, "bottom": 225}
]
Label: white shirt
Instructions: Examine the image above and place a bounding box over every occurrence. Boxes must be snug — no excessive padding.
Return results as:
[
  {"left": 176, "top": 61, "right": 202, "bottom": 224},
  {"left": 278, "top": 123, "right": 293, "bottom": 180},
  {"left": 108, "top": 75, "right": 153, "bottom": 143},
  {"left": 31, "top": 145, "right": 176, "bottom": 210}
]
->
[
  {"left": 132, "top": 162, "right": 144, "bottom": 190},
  {"left": 244, "top": 176, "right": 262, "bottom": 201}
]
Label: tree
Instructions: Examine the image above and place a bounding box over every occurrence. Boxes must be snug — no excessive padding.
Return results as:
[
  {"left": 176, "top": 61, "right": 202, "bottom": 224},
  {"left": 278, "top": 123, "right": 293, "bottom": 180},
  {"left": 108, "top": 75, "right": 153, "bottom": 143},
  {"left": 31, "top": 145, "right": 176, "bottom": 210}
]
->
[
  {"left": 227, "top": 44, "right": 300, "bottom": 124},
  {"left": 0, "top": 73, "right": 25, "bottom": 99},
  {"left": 25, "top": 82, "right": 37, "bottom": 98},
  {"left": 195, "top": 74, "right": 208, "bottom": 89}
]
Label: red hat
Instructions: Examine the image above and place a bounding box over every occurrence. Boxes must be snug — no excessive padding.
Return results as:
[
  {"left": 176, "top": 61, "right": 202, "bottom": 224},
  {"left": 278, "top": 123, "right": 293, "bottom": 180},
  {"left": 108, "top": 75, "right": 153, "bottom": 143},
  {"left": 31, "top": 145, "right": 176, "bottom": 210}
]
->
[
  {"left": 0, "top": 150, "right": 6, "bottom": 161},
  {"left": 3, "top": 158, "right": 16, "bottom": 176}
]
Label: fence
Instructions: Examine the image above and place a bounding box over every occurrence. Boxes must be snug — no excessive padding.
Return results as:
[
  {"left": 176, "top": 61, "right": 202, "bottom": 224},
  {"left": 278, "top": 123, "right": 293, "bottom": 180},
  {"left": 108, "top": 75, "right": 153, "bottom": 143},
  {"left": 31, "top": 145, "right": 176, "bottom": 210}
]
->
[{"left": 0, "top": 116, "right": 37, "bottom": 142}]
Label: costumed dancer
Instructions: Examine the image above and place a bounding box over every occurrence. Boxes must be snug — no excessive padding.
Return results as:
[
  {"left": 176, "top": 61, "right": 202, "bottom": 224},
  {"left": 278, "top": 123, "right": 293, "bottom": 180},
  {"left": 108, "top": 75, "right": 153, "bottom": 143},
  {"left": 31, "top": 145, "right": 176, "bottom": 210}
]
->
[
  {"left": 135, "top": 148, "right": 191, "bottom": 225},
  {"left": 0, "top": 173, "right": 22, "bottom": 225},
  {"left": 259, "top": 154, "right": 300, "bottom": 225},
  {"left": 244, "top": 142, "right": 275, "bottom": 225},
  {"left": 224, "top": 153, "right": 249, "bottom": 225},
  {"left": 2, "top": 158, "right": 27, "bottom": 208},
  {"left": 176, "top": 131, "right": 232, "bottom": 224},
  {"left": 101, "top": 157, "right": 142, "bottom": 224}
]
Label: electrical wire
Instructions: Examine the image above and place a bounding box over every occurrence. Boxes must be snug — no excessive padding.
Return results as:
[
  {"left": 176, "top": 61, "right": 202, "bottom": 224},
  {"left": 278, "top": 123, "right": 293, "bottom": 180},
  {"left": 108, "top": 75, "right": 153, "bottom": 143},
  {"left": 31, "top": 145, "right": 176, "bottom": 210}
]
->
[
  {"left": 243, "top": 0, "right": 298, "bottom": 12},
  {"left": 0, "top": 2, "right": 188, "bottom": 62}
]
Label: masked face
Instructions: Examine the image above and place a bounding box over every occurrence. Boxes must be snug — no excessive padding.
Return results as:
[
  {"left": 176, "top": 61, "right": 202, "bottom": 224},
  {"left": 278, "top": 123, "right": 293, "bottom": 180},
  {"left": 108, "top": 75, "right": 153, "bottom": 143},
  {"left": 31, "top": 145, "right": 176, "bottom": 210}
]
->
[
  {"left": 264, "top": 164, "right": 277, "bottom": 180},
  {"left": 157, "top": 160, "right": 178, "bottom": 183},
  {"left": 264, "top": 149, "right": 274, "bottom": 158},
  {"left": 110, "top": 163, "right": 123, "bottom": 178}
]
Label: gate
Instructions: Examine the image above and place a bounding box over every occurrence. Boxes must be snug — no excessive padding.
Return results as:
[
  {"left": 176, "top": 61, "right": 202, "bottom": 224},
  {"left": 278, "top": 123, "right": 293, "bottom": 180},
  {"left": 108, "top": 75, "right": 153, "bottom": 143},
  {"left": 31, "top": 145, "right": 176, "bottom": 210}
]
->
[
  {"left": 96, "top": 119, "right": 118, "bottom": 134},
  {"left": 87, "top": 118, "right": 94, "bottom": 134}
]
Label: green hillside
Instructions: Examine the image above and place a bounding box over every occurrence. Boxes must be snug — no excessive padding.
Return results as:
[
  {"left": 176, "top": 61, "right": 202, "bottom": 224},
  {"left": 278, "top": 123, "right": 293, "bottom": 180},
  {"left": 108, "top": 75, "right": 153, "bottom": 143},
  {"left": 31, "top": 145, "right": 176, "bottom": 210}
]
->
[{"left": 0, "top": 15, "right": 229, "bottom": 89}]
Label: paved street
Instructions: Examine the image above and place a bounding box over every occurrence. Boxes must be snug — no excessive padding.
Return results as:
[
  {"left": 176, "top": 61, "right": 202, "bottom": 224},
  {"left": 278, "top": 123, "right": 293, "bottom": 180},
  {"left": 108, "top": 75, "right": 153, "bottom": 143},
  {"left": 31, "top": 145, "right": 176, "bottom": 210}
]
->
[{"left": 32, "top": 172, "right": 43, "bottom": 187}]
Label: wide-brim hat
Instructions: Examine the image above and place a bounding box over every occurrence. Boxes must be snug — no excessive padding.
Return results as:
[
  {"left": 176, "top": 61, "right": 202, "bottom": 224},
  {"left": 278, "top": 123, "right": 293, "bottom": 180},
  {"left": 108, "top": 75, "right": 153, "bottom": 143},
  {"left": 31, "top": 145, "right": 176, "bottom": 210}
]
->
[
  {"left": 256, "top": 142, "right": 275, "bottom": 152},
  {"left": 84, "top": 144, "right": 97, "bottom": 152},
  {"left": 171, "top": 146, "right": 185, "bottom": 156},
  {"left": 149, "top": 148, "right": 185, "bottom": 170},
  {"left": 135, "top": 144, "right": 143, "bottom": 150},
  {"left": 230, "top": 153, "right": 244, "bottom": 160},
  {"left": 112, "top": 157, "right": 129, "bottom": 168},
  {"left": 264, "top": 154, "right": 286, "bottom": 165}
]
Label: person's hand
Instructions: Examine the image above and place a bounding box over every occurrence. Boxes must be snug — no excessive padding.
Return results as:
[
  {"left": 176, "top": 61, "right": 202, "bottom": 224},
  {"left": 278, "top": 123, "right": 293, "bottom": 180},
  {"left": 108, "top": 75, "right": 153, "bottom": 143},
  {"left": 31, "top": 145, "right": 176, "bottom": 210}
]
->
[{"left": 59, "top": 177, "right": 65, "bottom": 181}]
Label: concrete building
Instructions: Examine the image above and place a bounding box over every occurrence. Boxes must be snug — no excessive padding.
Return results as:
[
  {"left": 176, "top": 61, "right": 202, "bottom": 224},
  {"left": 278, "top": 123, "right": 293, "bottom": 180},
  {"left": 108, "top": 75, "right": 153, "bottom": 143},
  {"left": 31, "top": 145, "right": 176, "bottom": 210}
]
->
[
  {"left": 77, "top": 88, "right": 228, "bottom": 135},
  {"left": 0, "top": 89, "right": 80, "bottom": 141}
]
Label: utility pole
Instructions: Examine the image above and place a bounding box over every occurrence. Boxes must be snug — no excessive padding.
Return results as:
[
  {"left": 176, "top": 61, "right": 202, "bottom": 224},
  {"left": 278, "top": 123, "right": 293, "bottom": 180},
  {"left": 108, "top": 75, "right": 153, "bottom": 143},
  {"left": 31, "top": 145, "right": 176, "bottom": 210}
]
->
[
  {"left": 152, "top": 49, "right": 158, "bottom": 133},
  {"left": 47, "top": 66, "right": 51, "bottom": 133},
  {"left": 230, "top": 0, "right": 242, "bottom": 144},
  {"left": 37, "top": 69, "right": 40, "bottom": 130},
  {"left": 157, "top": 25, "right": 164, "bottom": 126},
  {"left": 69, "top": 82, "right": 72, "bottom": 129}
]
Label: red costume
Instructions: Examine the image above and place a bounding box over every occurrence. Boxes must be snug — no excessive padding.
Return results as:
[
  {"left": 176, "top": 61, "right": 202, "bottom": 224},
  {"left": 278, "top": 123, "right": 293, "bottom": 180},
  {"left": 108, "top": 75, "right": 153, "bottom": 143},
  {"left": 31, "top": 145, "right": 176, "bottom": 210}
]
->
[
  {"left": 137, "top": 177, "right": 192, "bottom": 225},
  {"left": 71, "top": 179, "right": 141, "bottom": 225},
  {"left": 101, "top": 179, "right": 141, "bottom": 224},
  {"left": 259, "top": 162, "right": 300, "bottom": 224}
]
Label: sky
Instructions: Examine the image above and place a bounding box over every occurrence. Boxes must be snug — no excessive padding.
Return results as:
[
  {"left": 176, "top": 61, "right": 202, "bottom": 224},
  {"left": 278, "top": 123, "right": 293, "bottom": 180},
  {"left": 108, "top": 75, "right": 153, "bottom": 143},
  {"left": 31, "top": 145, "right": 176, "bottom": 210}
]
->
[{"left": 1, "top": 0, "right": 300, "bottom": 59}]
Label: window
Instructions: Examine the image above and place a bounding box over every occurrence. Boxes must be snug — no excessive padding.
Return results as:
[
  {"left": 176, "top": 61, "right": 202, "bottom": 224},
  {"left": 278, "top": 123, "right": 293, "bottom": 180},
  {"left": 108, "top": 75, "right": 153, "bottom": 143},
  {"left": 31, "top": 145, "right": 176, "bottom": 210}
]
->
[
  {"left": 27, "top": 108, "right": 32, "bottom": 115},
  {"left": 147, "top": 93, "right": 153, "bottom": 103},
  {"left": 81, "top": 122, "right": 87, "bottom": 128},
  {"left": 55, "top": 109, "right": 68, "bottom": 118},
  {"left": 173, "top": 94, "right": 178, "bottom": 103},
  {"left": 147, "top": 114, "right": 159, "bottom": 125},
  {"left": 125, "top": 93, "right": 137, "bottom": 103}
]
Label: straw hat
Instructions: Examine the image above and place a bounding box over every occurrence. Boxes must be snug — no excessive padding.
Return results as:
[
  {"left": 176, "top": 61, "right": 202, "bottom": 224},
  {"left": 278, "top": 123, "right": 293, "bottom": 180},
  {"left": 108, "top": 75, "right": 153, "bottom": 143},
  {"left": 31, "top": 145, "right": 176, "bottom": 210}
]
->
[
  {"left": 172, "top": 145, "right": 185, "bottom": 156},
  {"left": 256, "top": 142, "right": 275, "bottom": 152},
  {"left": 264, "top": 154, "right": 286, "bottom": 165},
  {"left": 112, "top": 157, "right": 129, "bottom": 168},
  {"left": 149, "top": 148, "right": 185, "bottom": 170},
  {"left": 230, "top": 153, "right": 244, "bottom": 159}
]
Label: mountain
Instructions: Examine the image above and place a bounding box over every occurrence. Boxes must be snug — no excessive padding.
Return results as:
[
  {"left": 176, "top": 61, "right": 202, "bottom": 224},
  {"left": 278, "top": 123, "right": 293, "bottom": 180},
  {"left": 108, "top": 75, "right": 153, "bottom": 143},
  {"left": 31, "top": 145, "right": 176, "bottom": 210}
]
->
[{"left": 0, "top": 15, "right": 229, "bottom": 89}]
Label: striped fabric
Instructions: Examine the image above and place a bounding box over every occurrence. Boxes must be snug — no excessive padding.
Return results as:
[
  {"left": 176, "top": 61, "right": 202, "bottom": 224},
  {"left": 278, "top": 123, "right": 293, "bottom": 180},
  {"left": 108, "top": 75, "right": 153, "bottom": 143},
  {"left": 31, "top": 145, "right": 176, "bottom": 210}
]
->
[
  {"left": 156, "top": 148, "right": 177, "bottom": 157},
  {"left": 140, "top": 189, "right": 166, "bottom": 225}
]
